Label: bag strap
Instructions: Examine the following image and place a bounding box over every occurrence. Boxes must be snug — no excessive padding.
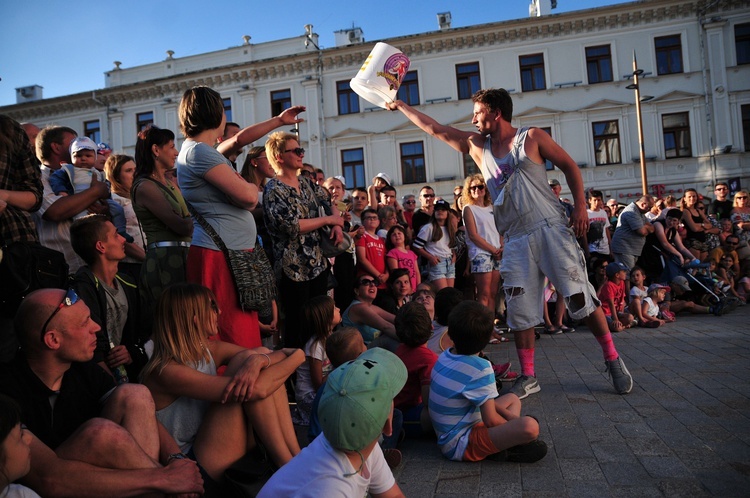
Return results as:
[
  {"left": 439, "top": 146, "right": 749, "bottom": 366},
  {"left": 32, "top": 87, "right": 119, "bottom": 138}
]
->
[
  {"left": 132, "top": 176, "right": 180, "bottom": 205},
  {"left": 184, "top": 200, "right": 232, "bottom": 262}
]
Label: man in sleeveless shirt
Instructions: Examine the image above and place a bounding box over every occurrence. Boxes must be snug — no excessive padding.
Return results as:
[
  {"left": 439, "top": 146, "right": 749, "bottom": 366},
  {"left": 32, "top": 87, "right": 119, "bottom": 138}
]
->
[{"left": 388, "top": 89, "right": 633, "bottom": 398}]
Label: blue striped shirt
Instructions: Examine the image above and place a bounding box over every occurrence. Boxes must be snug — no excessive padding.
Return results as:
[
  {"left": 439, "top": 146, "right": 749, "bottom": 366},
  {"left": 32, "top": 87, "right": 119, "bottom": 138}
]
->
[{"left": 429, "top": 349, "right": 498, "bottom": 460}]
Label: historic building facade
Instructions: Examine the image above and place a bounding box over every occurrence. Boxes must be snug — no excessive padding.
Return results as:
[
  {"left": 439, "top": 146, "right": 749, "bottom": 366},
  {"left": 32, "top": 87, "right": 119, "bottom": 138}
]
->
[{"left": 3, "top": 0, "right": 749, "bottom": 202}]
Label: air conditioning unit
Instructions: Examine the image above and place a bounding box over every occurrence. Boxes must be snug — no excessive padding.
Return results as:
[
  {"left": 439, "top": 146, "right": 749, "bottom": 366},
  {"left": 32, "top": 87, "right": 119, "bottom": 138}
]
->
[
  {"left": 334, "top": 27, "right": 364, "bottom": 47},
  {"left": 437, "top": 12, "right": 452, "bottom": 30},
  {"left": 15, "top": 85, "right": 43, "bottom": 104}
]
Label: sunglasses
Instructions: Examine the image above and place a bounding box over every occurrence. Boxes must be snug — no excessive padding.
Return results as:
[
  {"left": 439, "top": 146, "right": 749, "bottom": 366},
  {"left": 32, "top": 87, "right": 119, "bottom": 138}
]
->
[
  {"left": 697, "top": 206, "right": 705, "bottom": 210},
  {"left": 40, "top": 288, "right": 80, "bottom": 341},
  {"left": 469, "top": 185, "right": 485, "bottom": 191},
  {"left": 421, "top": 194, "right": 435, "bottom": 199},
  {"left": 359, "top": 279, "right": 377, "bottom": 287},
  {"left": 285, "top": 147, "right": 305, "bottom": 157},
  {"left": 404, "top": 200, "right": 416, "bottom": 204},
  {"left": 737, "top": 196, "right": 748, "bottom": 200},
  {"left": 715, "top": 187, "right": 728, "bottom": 191}
]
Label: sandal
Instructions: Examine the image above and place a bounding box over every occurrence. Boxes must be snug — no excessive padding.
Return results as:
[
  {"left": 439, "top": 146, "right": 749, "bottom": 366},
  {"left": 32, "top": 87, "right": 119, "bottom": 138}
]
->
[
  {"left": 489, "top": 336, "right": 510, "bottom": 344},
  {"left": 544, "top": 326, "right": 562, "bottom": 335}
]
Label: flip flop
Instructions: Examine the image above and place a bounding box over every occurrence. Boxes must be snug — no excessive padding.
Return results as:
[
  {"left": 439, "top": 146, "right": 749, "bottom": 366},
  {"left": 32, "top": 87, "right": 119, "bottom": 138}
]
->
[{"left": 489, "top": 336, "right": 510, "bottom": 344}]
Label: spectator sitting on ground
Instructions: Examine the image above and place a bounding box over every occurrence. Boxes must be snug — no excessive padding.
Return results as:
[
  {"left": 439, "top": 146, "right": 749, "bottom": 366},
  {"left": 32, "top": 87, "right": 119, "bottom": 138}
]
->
[
  {"left": 598, "top": 262, "right": 636, "bottom": 332},
  {"left": 141, "top": 283, "right": 305, "bottom": 483},
  {"left": 70, "top": 214, "right": 152, "bottom": 381},
  {"left": 429, "top": 301, "right": 547, "bottom": 463},
  {"left": 0, "top": 394, "right": 41, "bottom": 498},
  {"left": 394, "top": 302, "right": 438, "bottom": 438},
  {"left": 709, "top": 235, "right": 741, "bottom": 275},
  {"left": 642, "top": 284, "right": 669, "bottom": 326},
  {"left": 666, "top": 276, "right": 737, "bottom": 316},
  {"left": 258, "top": 348, "right": 407, "bottom": 498},
  {"left": 426, "top": 287, "right": 464, "bottom": 355},
  {"left": 0, "top": 288, "right": 203, "bottom": 497},
  {"left": 628, "top": 266, "right": 652, "bottom": 327},
  {"left": 342, "top": 276, "right": 398, "bottom": 351}
]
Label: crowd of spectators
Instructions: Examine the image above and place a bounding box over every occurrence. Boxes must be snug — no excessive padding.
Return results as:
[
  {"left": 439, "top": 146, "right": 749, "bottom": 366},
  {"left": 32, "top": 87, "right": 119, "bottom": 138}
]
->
[{"left": 1, "top": 84, "right": 747, "bottom": 497}]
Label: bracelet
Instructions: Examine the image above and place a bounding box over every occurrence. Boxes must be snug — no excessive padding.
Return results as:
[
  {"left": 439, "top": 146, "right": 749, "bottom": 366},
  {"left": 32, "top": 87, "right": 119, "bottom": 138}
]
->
[
  {"left": 167, "top": 452, "right": 188, "bottom": 463},
  {"left": 261, "top": 353, "right": 271, "bottom": 368}
]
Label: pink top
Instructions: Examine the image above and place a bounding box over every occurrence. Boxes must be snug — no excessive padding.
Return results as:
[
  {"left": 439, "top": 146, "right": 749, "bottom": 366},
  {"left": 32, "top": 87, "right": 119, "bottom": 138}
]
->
[{"left": 387, "top": 248, "right": 419, "bottom": 290}]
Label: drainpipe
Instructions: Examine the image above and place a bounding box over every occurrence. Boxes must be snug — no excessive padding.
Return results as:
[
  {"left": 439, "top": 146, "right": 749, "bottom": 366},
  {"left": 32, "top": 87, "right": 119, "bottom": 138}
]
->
[{"left": 697, "top": 1, "right": 721, "bottom": 188}]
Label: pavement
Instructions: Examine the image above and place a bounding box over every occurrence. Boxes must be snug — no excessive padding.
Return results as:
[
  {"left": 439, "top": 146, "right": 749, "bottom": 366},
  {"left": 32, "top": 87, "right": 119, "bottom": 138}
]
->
[{"left": 391, "top": 305, "right": 750, "bottom": 497}]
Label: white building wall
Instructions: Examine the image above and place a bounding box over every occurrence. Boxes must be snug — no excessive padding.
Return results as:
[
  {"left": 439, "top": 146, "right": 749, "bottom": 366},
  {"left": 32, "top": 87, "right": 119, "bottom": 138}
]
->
[{"left": 3, "top": 0, "right": 748, "bottom": 203}]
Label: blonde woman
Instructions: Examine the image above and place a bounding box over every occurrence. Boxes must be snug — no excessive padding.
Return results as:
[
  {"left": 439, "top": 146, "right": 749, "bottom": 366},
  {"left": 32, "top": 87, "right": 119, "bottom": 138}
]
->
[
  {"left": 141, "top": 283, "right": 304, "bottom": 484},
  {"left": 731, "top": 189, "right": 750, "bottom": 259},
  {"left": 104, "top": 154, "right": 146, "bottom": 280},
  {"left": 461, "top": 174, "right": 502, "bottom": 312}
]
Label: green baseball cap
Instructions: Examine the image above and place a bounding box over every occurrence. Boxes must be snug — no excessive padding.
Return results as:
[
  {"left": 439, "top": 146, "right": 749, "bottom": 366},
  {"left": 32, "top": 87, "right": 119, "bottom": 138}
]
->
[{"left": 318, "top": 348, "right": 407, "bottom": 451}]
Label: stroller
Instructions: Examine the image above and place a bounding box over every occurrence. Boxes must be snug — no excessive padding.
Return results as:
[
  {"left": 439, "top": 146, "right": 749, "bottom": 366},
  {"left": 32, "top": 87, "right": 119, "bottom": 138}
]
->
[{"left": 643, "top": 244, "right": 723, "bottom": 306}]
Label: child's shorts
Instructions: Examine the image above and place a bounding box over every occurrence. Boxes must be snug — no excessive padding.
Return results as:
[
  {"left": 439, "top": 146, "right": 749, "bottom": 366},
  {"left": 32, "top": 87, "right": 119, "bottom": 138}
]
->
[
  {"left": 427, "top": 256, "right": 455, "bottom": 281},
  {"left": 462, "top": 422, "right": 501, "bottom": 462},
  {"left": 401, "top": 404, "right": 426, "bottom": 438},
  {"left": 471, "top": 253, "right": 502, "bottom": 274}
]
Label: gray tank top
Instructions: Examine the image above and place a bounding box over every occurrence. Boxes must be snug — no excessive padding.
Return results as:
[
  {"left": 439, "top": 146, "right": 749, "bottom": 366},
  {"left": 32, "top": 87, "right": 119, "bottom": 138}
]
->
[{"left": 479, "top": 127, "right": 566, "bottom": 236}]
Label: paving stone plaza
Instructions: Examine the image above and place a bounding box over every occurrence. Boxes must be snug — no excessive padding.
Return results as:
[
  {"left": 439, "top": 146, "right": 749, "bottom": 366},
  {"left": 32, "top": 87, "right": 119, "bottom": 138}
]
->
[{"left": 392, "top": 305, "right": 750, "bottom": 497}]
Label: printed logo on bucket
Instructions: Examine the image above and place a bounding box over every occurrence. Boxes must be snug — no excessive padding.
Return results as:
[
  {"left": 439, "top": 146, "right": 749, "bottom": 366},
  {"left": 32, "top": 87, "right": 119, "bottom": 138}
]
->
[{"left": 377, "top": 53, "right": 410, "bottom": 91}]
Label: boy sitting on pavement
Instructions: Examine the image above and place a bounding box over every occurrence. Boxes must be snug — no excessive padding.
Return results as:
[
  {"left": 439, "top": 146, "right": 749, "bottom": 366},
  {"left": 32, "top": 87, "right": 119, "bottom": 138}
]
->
[
  {"left": 394, "top": 302, "right": 437, "bottom": 438},
  {"left": 258, "top": 348, "right": 406, "bottom": 497},
  {"left": 429, "top": 300, "right": 547, "bottom": 463},
  {"left": 598, "top": 262, "right": 637, "bottom": 331}
]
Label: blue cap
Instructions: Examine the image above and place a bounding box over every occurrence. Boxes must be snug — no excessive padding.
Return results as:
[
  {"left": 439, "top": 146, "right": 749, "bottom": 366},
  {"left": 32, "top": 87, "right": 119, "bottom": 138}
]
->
[{"left": 606, "top": 261, "right": 629, "bottom": 278}]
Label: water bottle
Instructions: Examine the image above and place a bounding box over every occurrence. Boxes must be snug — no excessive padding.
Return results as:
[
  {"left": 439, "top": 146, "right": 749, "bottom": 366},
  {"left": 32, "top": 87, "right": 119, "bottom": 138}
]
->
[{"left": 109, "top": 340, "right": 129, "bottom": 384}]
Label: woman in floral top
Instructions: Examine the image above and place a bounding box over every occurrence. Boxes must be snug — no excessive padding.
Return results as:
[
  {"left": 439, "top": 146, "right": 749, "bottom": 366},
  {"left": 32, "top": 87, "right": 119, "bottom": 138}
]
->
[{"left": 263, "top": 132, "right": 344, "bottom": 348}]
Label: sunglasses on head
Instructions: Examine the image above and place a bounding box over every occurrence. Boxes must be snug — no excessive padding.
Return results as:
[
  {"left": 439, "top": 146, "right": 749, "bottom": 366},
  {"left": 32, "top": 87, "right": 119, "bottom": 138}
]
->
[
  {"left": 40, "top": 288, "right": 80, "bottom": 341},
  {"left": 285, "top": 147, "right": 305, "bottom": 157}
]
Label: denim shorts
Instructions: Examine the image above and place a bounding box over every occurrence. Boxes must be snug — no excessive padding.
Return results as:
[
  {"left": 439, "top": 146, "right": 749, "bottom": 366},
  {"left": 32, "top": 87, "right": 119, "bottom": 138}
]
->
[
  {"left": 471, "top": 253, "right": 502, "bottom": 274},
  {"left": 501, "top": 221, "right": 600, "bottom": 330},
  {"left": 427, "top": 256, "right": 456, "bottom": 281}
]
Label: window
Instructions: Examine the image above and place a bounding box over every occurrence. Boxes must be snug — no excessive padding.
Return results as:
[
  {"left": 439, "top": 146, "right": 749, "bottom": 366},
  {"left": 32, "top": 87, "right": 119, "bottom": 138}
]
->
[
  {"left": 743, "top": 104, "right": 750, "bottom": 152},
  {"left": 586, "top": 45, "right": 613, "bottom": 84},
  {"left": 136, "top": 112, "right": 154, "bottom": 133},
  {"left": 462, "top": 152, "right": 479, "bottom": 177},
  {"left": 84, "top": 120, "right": 101, "bottom": 144},
  {"left": 341, "top": 148, "right": 365, "bottom": 188},
  {"left": 655, "top": 35, "right": 683, "bottom": 75},
  {"left": 592, "top": 120, "right": 621, "bottom": 165},
  {"left": 539, "top": 127, "right": 554, "bottom": 170},
  {"left": 271, "top": 89, "right": 291, "bottom": 117},
  {"left": 456, "top": 62, "right": 480, "bottom": 100},
  {"left": 662, "top": 112, "right": 692, "bottom": 158},
  {"left": 736, "top": 23, "right": 750, "bottom": 65},
  {"left": 337, "top": 80, "right": 359, "bottom": 115},
  {"left": 396, "top": 71, "right": 420, "bottom": 106},
  {"left": 222, "top": 98, "right": 232, "bottom": 122},
  {"left": 519, "top": 53, "right": 546, "bottom": 92},
  {"left": 400, "top": 142, "right": 426, "bottom": 184}
]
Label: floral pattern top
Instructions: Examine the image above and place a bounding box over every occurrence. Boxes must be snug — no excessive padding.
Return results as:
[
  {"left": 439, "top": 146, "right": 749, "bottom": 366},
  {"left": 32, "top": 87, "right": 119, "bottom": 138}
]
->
[
  {"left": 263, "top": 176, "right": 331, "bottom": 282},
  {"left": 731, "top": 210, "right": 750, "bottom": 244}
]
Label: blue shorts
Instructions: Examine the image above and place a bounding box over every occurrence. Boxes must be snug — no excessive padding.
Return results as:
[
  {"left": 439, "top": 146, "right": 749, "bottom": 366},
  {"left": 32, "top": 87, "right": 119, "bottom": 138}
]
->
[
  {"left": 427, "top": 256, "right": 455, "bottom": 281},
  {"left": 471, "top": 253, "right": 502, "bottom": 274}
]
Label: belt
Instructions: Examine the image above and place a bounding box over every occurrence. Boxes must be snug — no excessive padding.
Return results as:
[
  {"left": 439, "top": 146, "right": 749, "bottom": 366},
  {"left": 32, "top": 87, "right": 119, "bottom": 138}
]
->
[{"left": 147, "top": 241, "right": 190, "bottom": 250}]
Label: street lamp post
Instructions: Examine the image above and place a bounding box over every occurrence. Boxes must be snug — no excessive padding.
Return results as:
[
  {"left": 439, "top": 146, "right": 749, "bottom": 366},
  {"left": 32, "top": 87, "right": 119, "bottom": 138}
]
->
[{"left": 626, "top": 51, "right": 650, "bottom": 196}]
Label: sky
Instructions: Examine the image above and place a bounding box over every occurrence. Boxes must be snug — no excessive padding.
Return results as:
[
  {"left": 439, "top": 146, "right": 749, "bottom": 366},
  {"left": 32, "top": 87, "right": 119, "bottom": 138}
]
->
[{"left": 0, "top": 0, "right": 631, "bottom": 107}]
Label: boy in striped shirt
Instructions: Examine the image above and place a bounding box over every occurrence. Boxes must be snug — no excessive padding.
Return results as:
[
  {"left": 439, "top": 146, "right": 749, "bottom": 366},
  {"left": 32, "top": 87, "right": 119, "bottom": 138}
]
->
[{"left": 429, "top": 301, "right": 547, "bottom": 463}]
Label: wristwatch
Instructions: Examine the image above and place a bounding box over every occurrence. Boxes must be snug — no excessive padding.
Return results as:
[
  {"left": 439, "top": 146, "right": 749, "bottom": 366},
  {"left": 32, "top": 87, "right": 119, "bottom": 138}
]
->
[{"left": 167, "top": 452, "right": 188, "bottom": 463}]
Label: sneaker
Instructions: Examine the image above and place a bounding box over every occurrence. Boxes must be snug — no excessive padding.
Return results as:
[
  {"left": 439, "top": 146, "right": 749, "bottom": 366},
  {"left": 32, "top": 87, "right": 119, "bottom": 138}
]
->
[
  {"left": 510, "top": 375, "right": 541, "bottom": 399},
  {"left": 506, "top": 439, "right": 548, "bottom": 463},
  {"left": 382, "top": 448, "right": 402, "bottom": 469},
  {"left": 605, "top": 357, "right": 633, "bottom": 394},
  {"left": 711, "top": 298, "right": 738, "bottom": 316}
]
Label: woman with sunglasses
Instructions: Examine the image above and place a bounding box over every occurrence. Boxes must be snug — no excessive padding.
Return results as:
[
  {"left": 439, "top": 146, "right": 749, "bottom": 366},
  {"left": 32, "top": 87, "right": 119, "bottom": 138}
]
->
[
  {"left": 461, "top": 174, "right": 502, "bottom": 313},
  {"left": 731, "top": 189, "right": 750, "bottom": 260},
  {"left": 141, "top": 283, "right": 304, "bottom": 487},
  {"left": 263, "top": 132, "right": 344, "bottom": 349},
  {"left": 342, "top": 276, "right": 398, "bottom": 351},
  {"left": 176, "top": 86, "right": 304, "bottom": 350}
]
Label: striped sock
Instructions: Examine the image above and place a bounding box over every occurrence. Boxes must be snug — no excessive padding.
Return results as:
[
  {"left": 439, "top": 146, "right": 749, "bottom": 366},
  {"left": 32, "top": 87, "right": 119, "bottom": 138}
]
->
[
  {"left": 518, "top": 348, "right": 536, "bottom": 377},
  {"left": 595, "top": 333, "right": 619, "bottom": 361}
]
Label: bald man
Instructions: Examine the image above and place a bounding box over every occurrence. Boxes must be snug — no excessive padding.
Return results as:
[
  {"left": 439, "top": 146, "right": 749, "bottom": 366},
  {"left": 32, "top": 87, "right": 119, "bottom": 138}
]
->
[{"left": 0, "top": 288, "right": 203, "bottom": 497}]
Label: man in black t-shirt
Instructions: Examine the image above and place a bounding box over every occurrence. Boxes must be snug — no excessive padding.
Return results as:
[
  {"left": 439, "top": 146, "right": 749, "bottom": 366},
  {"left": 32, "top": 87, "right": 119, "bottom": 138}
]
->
[
  {"left": 0, "top": 288, "right": 203, "bottom": 497},
  {"left": 708, "top": 182, "right": 734, "bottom": 221},
  {"left": 412, "top": 185, "right": 436, "bottom": 237}
]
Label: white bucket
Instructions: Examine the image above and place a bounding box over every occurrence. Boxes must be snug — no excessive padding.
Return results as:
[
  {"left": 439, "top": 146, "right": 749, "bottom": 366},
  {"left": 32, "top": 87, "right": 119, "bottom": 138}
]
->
[{"left": 350, "top": 42, "right": 411, "bottom": 109}]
